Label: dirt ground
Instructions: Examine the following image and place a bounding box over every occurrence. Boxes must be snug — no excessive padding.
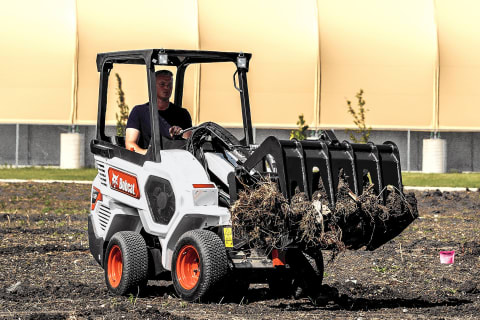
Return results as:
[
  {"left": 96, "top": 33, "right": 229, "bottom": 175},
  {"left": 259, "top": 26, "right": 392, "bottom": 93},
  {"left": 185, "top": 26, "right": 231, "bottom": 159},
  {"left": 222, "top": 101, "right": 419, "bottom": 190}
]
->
[{"left": 0, "top": 182, "right": 479, "bottom": 320}]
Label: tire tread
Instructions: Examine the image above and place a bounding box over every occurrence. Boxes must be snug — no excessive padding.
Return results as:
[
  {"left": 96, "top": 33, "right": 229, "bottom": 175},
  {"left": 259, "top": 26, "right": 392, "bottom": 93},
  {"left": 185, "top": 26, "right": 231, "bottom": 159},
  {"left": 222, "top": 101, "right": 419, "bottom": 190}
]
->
[
  {"left": 172, "top": 229, "right": 227, "bottom": 301},
  {"left": 105, "top": 231, "right": 148, "bottom": 295}
]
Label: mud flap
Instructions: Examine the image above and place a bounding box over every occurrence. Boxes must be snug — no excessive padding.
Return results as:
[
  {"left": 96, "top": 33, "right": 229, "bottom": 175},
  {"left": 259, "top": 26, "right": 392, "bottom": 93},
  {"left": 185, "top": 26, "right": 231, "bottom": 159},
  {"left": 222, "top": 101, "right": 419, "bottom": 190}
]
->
[{"left": 88, "top": 214, "right": 105, "bottom": 266}]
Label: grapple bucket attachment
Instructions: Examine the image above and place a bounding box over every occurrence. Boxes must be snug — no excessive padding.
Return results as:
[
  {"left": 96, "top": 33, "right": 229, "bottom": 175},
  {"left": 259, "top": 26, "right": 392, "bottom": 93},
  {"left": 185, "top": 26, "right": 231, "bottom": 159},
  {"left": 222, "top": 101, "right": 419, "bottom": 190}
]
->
[
  {"left": 240, "top": 133, "right": 402, "bottom": 205},
  {"left": 230, "top": 131, "right": 417, "bottom": 251}
]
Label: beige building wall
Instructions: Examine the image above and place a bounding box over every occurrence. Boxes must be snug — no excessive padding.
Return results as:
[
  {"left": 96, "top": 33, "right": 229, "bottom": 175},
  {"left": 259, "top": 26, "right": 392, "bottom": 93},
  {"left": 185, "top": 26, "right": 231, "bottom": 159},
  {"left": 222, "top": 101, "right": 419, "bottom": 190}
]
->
[
  {"left": 318, "top": 0, "right": 437, "bottom": 130},
  {"left": 198, "top": 0, "right": 319, "bottom": 128},
  {"left": 75, "top": 0, "right": 200, "bottom": 126},
  {"left": 0, "top": 0, "right": 480, "bottom": 131},
  {"left": 436, "top": 0, "right": 480, "bottom": 130},
  {"left": 0, "top": 0, "right": 76, "bottom": 124}
]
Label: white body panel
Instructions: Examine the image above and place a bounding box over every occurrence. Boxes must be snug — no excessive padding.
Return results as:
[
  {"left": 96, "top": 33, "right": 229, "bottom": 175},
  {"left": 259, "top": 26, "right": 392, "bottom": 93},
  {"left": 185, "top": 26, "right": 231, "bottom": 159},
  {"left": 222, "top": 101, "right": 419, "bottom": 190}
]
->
[
  {"left": 204, "top": 152, "right": 235, "bottom": 186},
  {"left": 91, "top": 149, "right": 231, "bottom": 271}
]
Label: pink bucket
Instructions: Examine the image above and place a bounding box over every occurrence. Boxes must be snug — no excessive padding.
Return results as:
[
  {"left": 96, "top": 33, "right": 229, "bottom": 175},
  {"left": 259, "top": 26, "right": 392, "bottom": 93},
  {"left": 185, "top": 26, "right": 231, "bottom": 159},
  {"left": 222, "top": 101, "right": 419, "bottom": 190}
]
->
[{"left": 439, "top": 251, "right": 455, "bottom": 264}]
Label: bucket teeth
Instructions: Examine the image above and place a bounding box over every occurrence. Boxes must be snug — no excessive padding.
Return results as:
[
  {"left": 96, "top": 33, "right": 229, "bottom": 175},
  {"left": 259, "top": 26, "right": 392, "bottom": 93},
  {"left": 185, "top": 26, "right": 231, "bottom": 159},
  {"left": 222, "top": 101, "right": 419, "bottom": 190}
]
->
[{"left": 230, "top": 136, "right": 417, "bottom": 252}]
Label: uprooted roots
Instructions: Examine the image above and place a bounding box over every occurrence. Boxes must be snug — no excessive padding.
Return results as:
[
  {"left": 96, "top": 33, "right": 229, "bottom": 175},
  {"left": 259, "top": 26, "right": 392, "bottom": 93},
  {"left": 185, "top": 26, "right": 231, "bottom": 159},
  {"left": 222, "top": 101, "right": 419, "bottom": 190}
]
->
[{"left": 230, "top": 174, "right": 418, "bottom": 253}]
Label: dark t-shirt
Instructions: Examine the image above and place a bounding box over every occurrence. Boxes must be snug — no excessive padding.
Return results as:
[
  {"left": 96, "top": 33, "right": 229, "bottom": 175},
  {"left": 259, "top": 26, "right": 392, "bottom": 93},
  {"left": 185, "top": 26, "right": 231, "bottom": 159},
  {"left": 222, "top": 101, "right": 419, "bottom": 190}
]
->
[
  {"left": 159, "top": 103, "right": 192, "bottom": 130},
  {"left": 126, "top": 102, "right": 192, "bottom": 149}
]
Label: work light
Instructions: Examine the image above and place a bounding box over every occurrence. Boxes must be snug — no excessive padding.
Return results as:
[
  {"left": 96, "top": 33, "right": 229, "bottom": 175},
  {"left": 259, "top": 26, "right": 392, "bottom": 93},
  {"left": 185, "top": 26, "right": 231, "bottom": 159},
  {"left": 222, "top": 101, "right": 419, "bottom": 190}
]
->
[
  {"left": 158, "top": 50, "right": 168, "bottom": 65},
  {"left": 237, "top": 52, "right": 247, "bottom": 69}
]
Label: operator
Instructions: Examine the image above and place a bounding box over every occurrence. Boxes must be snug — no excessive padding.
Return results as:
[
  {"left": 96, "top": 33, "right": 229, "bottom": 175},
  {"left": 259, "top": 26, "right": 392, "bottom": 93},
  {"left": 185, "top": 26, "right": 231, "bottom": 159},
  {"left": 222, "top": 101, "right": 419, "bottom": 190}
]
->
[{"left": 125, "top": 70, "right": 192, "bottom": 154}]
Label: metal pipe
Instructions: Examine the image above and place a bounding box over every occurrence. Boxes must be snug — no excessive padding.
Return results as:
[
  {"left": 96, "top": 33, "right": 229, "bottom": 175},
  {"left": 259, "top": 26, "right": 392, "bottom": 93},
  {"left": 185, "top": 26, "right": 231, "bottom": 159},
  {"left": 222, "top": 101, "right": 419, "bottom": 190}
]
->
[
  {"left": 238, "top": 70, "right": 253, "bottom": 146},
  {"left": 407, "top": 129, "right": 411, "bottom": 172},
  {"left": 15, "top": 123, "right": 19, "bottom": 167}
]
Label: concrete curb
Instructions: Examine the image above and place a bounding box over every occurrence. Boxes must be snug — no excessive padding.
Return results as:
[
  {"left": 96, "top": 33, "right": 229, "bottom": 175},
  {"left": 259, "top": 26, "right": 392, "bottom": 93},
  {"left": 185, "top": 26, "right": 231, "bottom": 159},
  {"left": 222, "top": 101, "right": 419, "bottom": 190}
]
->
[
  {"left": 404, "top": 186, "right": 478, "bottom": 192},
  {"left": 0, "top": 179, "right": 477, "bottom": 192},
  {"left": 0, "top": 179, "right": 91, "bottom": 184}
]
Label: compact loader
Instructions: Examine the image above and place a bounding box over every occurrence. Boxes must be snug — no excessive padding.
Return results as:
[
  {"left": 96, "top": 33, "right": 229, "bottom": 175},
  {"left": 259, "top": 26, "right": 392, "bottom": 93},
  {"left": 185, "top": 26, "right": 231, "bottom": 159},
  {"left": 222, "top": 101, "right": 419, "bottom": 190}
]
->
[{"left": 88, "top": 49, "right": 417, "bottom": 302}]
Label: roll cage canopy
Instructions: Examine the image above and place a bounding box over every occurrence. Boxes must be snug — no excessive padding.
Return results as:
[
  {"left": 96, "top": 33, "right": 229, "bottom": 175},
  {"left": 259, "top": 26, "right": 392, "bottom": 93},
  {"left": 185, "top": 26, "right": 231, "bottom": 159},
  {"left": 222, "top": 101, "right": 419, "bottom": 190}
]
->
[{"left": 93, "top": 49, "right": 253, "bottom": 164}]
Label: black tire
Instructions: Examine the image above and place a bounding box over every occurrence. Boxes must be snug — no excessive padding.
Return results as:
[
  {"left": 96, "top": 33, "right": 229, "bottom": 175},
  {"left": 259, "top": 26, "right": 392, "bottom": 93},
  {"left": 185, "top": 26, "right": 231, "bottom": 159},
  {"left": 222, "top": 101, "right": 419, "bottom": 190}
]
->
[
  {"left": 104, "top": 231, "right": 148, "bottom": 296},
  {"left": 267, "top": 249, "right": 297, "bottom": 298},
  {"left": 267, "top": 270, "right": 294, "bottom": 298},
  {"left": 267, "top": 250, "right": 324, "bottom": 299},
  {"left": 172, "top": 230, "right": 228, "bottom": 302},
  {"left": 291, "top": 250, "right": 324, "bottom": 299}
]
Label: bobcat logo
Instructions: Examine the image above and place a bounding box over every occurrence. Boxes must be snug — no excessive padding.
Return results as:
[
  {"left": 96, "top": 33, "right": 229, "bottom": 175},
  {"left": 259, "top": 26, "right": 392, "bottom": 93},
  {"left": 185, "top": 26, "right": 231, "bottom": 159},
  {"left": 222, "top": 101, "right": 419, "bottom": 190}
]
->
[
  {"left": 108, "top": 168, "right": 140, "bottom": 199},
  {"left": 111, "top": 173, "right": 119, "bottom": 188}
]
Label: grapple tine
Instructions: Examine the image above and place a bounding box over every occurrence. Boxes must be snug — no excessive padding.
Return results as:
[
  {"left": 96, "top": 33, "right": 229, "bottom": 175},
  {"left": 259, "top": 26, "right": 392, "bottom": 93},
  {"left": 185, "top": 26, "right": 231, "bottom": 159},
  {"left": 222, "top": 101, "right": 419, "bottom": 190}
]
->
[{"left": 241, "top": 135, "right": 403, "bottom": 206}]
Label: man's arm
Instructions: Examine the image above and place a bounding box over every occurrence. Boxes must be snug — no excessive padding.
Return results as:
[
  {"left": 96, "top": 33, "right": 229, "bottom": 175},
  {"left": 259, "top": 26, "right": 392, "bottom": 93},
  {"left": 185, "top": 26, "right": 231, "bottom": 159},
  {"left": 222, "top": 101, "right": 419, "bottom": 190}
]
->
[
  {"left": 125, "top": 128, "right": 147, "bottom": 155},
  {"left": 168, "top": 125, "right": 192, "bottom": 138},
  {"left": 183, "top": 130, "right": 192, "bottom": 139},
  {"left": 180, "top": 108, "right": 193, "bottom": 138}
]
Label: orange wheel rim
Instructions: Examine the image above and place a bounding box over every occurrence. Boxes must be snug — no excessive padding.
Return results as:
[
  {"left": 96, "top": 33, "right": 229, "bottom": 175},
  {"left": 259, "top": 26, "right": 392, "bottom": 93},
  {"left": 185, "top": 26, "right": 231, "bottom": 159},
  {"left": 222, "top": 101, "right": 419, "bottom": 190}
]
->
[
  {"left": 176, "top": 245, "right": 200, "bottom": 290},
  {"left": 108, "top": 245, "right": 123, "bottom": 288}
]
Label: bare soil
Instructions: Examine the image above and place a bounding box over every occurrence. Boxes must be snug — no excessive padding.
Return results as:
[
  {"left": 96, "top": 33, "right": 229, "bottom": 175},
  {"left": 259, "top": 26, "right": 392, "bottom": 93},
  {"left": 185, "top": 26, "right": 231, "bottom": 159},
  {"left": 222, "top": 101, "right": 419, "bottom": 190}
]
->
[{"left": 0, "top": 182, "right": 479, "bottom": 319}]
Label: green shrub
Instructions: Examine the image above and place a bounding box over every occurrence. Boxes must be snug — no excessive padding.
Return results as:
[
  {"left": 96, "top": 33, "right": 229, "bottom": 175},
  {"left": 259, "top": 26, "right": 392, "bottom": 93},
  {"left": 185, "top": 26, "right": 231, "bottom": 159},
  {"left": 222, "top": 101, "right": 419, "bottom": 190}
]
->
[
  {"left": 290, "top": 114, "right": 309, "bottom": 140},
  {"left": 115, "top": 73, "right": 129, "bottom": 136},
  {"left": 346, "top": 89, "right": 371, "bottom": 144}
]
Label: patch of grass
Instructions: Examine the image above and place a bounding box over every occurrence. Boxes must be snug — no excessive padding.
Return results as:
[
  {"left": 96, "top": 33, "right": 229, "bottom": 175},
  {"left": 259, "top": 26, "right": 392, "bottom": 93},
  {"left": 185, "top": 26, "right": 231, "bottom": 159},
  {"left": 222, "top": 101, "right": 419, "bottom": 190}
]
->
[
  {"left": 372, "top": 264, "right": 399, "bottom": 274},
  {"left": 446, "top": 288, "right": 457, "bottom": 294},
  {"left": 0, "top": 167, "right": 96, "bottom": 181},
  {"left": 42, "top": 207, "right": 52, "bottom": 214},
  {"left": 128, "top": 293, "right": 137, "bottom": 307},
  {"left": 402, "top": 172, "right": 480, "bottom": 188},
  {"left": 372, "top": 266, "right": 388, "bottom": 273},
  {"left": 161, "top": 300, "right": 171, "bottom": 308},
  {"left": 1, "top": 168, "right": 479, "bottom": 188}
]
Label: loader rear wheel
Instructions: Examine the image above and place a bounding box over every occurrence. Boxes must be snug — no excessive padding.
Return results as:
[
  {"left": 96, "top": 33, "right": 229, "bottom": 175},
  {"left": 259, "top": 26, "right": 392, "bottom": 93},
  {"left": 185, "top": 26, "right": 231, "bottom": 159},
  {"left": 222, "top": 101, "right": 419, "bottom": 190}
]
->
[
  {"left": 172, "top": 230, "right": 228, "bottom": 301},
  {"left": 104, "top": 231, "right": 148, "bottom": 296}
]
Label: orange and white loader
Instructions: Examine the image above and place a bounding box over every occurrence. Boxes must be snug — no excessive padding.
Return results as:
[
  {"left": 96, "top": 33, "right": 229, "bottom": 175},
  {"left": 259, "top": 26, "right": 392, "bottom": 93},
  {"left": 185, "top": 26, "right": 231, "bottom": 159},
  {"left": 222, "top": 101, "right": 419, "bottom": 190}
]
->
[{"left": 88, "top": 49, "right": 416, "bottom": 302}]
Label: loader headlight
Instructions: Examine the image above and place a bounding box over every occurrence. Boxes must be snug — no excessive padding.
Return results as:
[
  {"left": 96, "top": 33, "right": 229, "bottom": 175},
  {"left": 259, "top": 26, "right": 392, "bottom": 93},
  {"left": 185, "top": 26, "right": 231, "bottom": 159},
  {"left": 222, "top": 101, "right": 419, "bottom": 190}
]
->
[{"left": 193, "top": 184, "right": 218, "bottom": 206}]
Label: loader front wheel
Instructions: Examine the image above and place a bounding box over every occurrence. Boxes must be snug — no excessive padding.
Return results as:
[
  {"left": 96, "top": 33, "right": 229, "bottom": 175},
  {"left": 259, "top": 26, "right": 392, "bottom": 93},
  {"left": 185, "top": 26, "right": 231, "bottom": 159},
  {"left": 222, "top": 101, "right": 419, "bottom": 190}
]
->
[
  {"left": 172, "top": 230, "right": 228, "bottom": 301},
  {"left": 104, "top": 231, "right": 148, "bottom": 296},
  {"left": 291, "top": 250, "right": 324, "bottom": 299}
]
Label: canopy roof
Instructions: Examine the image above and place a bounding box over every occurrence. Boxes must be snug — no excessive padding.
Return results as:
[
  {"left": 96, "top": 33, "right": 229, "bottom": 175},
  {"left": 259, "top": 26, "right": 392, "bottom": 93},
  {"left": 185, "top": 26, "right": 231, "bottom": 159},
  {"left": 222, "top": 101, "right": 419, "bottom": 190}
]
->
[{"left": 96, "top": 49, "right": 252, "bottom": 71}]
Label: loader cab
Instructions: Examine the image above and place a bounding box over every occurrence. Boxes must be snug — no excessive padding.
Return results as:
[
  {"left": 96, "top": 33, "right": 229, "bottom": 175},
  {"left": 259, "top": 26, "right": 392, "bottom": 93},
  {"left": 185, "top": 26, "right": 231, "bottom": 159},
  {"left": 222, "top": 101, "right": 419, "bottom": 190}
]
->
[{"left": 90, "top": 49, "right": 254, "bottom": 165}]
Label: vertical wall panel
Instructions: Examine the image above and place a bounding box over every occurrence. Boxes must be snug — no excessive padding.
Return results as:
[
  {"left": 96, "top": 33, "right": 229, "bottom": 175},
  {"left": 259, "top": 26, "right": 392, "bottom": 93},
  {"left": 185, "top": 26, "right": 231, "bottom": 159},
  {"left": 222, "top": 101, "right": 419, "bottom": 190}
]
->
[
  {"left": 0, "top": 0, "right": 76, "bottom": 123},
  {"left": 436, "top": 0, "right": 480, "bottom": 130},
  {"left": 318, "top": 0, "right": 437, "bottom": 129},
  {"left": 198, "top": 0, "right": 318, "bottom": 128},
  {"left": 76, "top": 0, "right": 199, "bottom": 125}
]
